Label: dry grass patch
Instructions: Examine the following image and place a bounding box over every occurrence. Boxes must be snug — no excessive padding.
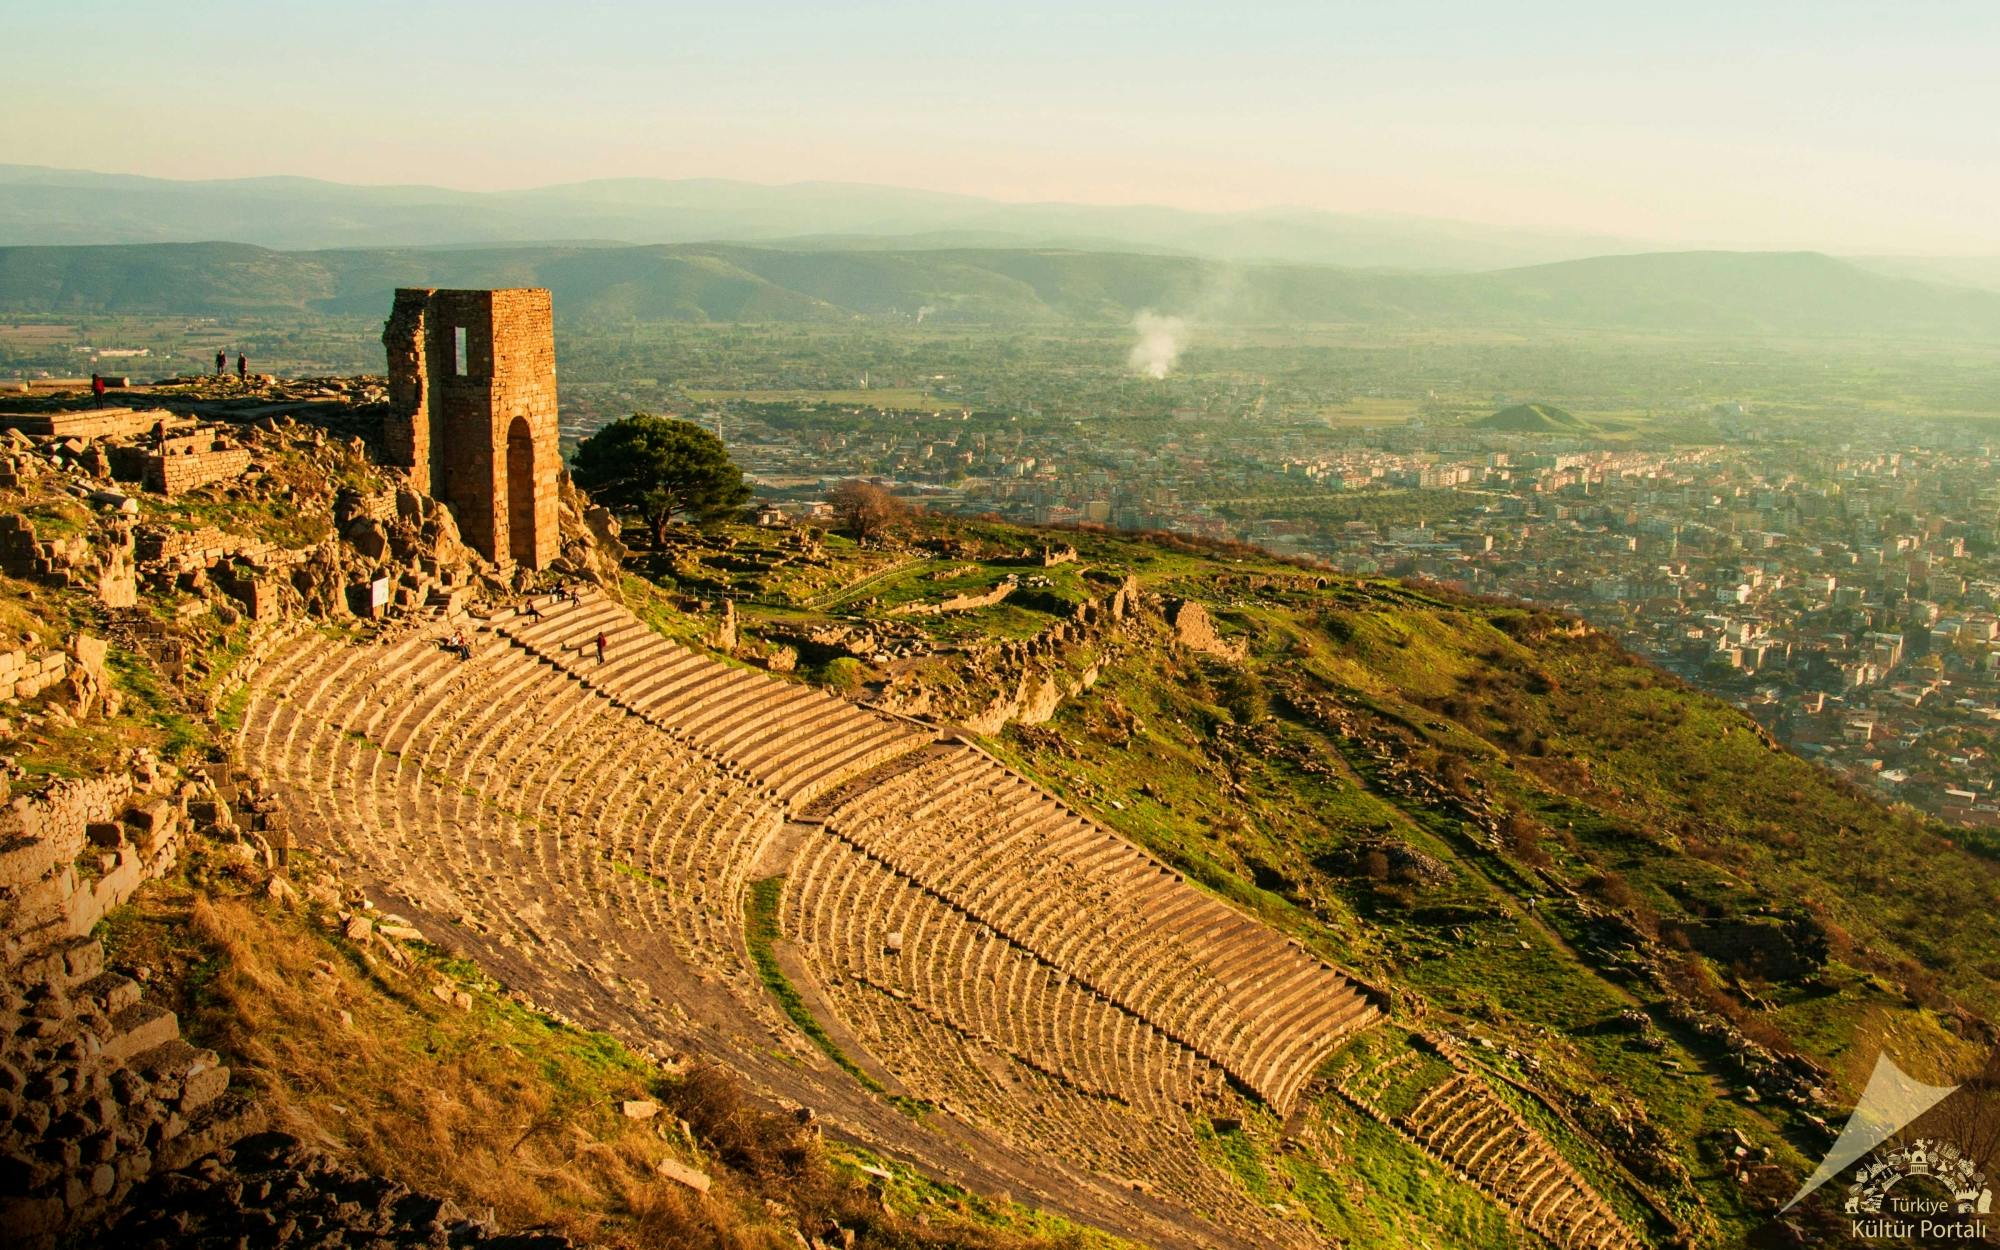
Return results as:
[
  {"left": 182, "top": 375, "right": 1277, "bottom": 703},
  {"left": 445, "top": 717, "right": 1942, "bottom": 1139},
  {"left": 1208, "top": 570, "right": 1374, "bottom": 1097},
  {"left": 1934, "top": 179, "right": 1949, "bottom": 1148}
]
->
[{"left": 103, "top": 860, "right": 1104, "bottom": 1250}]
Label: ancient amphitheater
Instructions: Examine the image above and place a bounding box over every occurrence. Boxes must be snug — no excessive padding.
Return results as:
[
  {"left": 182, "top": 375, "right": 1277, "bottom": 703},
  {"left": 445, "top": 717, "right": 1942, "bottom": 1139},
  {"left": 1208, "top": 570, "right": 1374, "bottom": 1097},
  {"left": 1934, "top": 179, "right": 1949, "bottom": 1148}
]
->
[{"left": 235, "top": 586, "right": 1642, "bottom": 1249}]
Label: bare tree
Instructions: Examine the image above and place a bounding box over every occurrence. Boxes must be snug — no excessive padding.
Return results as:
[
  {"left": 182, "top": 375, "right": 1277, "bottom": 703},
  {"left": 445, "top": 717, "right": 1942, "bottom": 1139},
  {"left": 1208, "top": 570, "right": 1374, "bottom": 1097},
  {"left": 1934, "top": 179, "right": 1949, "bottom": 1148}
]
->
[
  {"left": 1907, "top": 1044, "right": 2000, "bottom": 1186},
  {"left": 828, "top": 479, "right": 906, "bottom": 541}
]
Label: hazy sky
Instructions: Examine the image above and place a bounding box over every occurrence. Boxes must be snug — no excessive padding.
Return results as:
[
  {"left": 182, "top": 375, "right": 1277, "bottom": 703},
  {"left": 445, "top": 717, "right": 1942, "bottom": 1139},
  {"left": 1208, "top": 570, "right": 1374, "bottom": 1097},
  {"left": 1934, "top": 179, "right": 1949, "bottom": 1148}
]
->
[{"left": 8, "top": 0, "right": 1999, "bottom": 251}]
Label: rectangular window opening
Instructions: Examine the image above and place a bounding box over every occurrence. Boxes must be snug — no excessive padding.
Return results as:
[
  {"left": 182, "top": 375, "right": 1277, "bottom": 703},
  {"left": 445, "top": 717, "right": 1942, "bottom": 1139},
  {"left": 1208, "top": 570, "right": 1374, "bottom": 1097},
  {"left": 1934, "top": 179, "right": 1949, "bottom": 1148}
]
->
[{"left": 453, "top": 325, "right": 469, "bottom": 377}]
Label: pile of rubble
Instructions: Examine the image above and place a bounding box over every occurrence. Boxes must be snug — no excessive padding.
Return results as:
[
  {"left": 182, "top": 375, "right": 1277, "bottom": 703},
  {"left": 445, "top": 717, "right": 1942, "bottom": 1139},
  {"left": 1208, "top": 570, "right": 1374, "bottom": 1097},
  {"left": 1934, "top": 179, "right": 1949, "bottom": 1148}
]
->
[
  {"left": 3, "top": 399, "right": 619, "bottom": 642},
  {"left": 143, "top": 374, "right": 390, "bottom": 409},
  {"left": 111, "top": 1131, "right": 574, "bottom": 1250},
  {"left": 0, "top": 770, "right": 254, "bottom": 1246},
  {"left": 0, "top": 759, "right": 582, "bottom": 1249}
]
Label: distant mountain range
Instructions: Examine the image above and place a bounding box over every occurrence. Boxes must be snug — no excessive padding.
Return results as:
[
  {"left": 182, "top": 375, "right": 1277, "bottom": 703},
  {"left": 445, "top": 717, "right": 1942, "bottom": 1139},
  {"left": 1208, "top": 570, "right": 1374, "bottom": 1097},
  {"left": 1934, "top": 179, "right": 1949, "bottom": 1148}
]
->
[
  {"left": 0, "top": 165, "right": 1658, "bottom": 271},
  {"left": 5, "top": 240, "right": 2000, "bottom": 339}
]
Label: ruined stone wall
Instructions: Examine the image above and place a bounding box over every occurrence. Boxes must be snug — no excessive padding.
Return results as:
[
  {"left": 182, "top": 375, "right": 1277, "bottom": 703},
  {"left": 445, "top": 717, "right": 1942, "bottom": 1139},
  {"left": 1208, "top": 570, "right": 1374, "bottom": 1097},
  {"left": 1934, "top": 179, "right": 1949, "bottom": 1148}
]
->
[
  {"left": 381, "top": 297, "right": 430, "bottom": 472},
  {"left": 144, "top": 446, "right": 253, "bottom": 496},
  {"left": 381, "top": 287, "right": 559, "bottom": 569},
  {"left": 134, "top": 526, "right": 296, "bottom": 574},
  {"left": 0, "top": 648, "right": 70, "bottom": 704},
  {"left": 1165, "top": 597, "right": 1249, "bottom": 660},
  {"left": 141, "top": 432, "right": 254, "bottom": 497},
  {"left": 1, "top": 774, "right": 142, "bottom": 966},
  {"left": 0, "top": 514, "right": 137, "bottom": 608},
  {"left": 886, "top": 575, "right": 1019, "bottom": 617},
  {"left": 0, "top": 772, "right": 279, "bottom": 1246}
]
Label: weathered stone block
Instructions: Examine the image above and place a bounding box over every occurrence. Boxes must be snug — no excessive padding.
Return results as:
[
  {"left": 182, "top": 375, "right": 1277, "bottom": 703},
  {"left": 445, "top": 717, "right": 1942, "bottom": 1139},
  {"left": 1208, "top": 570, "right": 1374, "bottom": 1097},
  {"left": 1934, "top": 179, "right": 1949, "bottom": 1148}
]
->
[{"left": 101, "top": 1003, "right": 179, "bottom": 1064}]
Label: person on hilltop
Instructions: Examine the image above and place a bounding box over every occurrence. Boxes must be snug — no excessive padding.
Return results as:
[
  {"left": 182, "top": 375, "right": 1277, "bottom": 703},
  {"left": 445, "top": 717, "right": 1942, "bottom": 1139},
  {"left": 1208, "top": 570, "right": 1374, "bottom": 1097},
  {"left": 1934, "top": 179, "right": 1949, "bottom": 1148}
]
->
[
  {"left": 90, "top": 373, "right": 107, "bottom": 407},
  {"left": 237, "top": 353, "right": 248, "bottom": 384},
  {"left": 214, "top": 349, "right": 226, "bottom": 377}
]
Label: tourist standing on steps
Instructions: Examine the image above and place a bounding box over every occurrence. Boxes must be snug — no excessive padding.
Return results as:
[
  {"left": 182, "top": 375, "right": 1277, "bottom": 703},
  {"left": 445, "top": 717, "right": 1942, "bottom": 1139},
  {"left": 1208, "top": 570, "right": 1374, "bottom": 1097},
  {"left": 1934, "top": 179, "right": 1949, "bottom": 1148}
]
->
[
  {"left": 595, "top": 631, "right": 608, "bottom": 664},
  {"left": 237, "top": 353, "right": 247, "bottom": 384},
  {"left": 214, "top": 349, "right": 226, "bottom": 377},
  {"left": 90, "top": 373, "right": 106, "bottom": 407}
]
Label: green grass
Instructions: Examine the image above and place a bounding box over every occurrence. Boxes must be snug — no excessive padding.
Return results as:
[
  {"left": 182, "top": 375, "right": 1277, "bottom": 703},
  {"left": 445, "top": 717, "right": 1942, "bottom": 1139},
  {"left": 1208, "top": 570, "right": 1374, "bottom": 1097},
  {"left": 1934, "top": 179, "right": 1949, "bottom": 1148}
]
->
[
  {"left": 1194, "top": 1116, "right": 1274, "bottom": 1203},
  {"left": 829, "top": 1143, "right": 1133, "bottom": 1248},
  {"left": 744, "top": 876, "right": 894, "bottom": 1098}
]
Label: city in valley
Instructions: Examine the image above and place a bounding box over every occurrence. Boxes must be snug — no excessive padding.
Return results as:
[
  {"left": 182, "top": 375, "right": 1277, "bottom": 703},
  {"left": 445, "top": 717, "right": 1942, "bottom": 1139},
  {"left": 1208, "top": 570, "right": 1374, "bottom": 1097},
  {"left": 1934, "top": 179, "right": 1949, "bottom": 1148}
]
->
[
  {"left": 14, "top": 313, "right": 1996, "bottom": 829},
  {"left": 735, "top": 399, "right": 2000, "bottom": 832}
]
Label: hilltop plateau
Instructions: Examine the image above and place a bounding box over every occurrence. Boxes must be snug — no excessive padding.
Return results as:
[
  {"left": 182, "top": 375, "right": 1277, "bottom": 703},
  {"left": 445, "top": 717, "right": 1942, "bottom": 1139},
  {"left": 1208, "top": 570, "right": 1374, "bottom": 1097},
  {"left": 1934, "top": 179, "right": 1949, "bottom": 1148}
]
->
[{"left": 0, "top": 377, "right": 1995, "bottom": 1250}]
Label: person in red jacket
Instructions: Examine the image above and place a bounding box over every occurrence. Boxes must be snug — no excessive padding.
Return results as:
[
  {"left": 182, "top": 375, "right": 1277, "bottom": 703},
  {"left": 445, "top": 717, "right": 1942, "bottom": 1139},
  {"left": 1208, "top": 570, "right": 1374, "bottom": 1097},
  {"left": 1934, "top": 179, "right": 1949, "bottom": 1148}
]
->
[{"left": 90, "top": 373, "right": 107, "bottom": 407}]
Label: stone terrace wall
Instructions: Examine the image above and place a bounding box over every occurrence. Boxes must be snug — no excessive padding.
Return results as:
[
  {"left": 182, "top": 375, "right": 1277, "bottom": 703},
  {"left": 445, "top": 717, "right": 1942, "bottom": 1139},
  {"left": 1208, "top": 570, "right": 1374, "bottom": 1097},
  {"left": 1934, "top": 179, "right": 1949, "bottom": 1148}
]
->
[
  {"left": 0, "top": 648, "right": 69, "bottom": 705},
  {"left": 143, "top": 439, "right": 254, "bottom": 497},
  {"left": 0, "top": 409, "right": 187, "bottom": 442},
  {"left": 134, "top": 525, "right": 288, "bottom": 574}
]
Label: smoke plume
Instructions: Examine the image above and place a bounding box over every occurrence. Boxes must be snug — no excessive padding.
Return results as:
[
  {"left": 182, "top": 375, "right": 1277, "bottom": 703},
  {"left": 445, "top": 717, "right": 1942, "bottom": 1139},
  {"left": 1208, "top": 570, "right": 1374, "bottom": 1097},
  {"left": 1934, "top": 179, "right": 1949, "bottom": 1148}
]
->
[{"left": 1126, "top": 310, "right": 1188, "bottom": 379}]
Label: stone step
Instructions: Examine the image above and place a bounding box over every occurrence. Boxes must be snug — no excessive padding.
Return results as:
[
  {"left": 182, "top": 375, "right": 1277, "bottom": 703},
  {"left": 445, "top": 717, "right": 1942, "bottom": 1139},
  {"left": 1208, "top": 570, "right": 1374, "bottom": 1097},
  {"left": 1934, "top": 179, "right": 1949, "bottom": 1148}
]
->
[{"left": 101, "top": 1002, "right": 179, "bottom": 1063}]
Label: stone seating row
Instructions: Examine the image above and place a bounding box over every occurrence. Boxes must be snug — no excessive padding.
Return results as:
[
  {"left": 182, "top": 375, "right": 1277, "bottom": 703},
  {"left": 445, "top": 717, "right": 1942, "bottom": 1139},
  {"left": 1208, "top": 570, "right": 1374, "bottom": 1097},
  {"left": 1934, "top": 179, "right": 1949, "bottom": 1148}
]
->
[
  {"left": 237, "top": 628, "right": 1312, "bottom": 1246},
  {"left": 819, "top": 748, "right": 1381, "bottom": 1113},
  {"left": 490, "top": 594, "right": 932, "bottom": 811},
  {"left": 781, "top": 859, "right": 1317, "bottom": 1247},
  {"left": 784, "top": 828, "right": 1223, "bottom": 1116},
  {"left": 1398, "top": 1072, "right": 1642, "bottom": 1250},
  {"left": 238, "top": 629, "right": 786, "bottom": 1020}
]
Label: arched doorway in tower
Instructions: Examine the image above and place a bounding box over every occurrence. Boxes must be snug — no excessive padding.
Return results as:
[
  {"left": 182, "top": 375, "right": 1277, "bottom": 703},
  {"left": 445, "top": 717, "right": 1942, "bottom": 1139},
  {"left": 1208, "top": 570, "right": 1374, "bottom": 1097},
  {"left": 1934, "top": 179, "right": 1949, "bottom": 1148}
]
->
[{"left": 506, "top": 416, "right": 538, "bottom": 566}]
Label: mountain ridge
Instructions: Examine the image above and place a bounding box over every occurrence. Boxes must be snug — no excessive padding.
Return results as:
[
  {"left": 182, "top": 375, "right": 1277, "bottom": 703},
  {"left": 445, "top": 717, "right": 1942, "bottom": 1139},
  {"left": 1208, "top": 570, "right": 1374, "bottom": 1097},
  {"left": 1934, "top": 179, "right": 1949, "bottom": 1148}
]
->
[
  {"left": 5, "top": 239, "right": 2000, "bottom": 339},
  {"left": 0, "top": 164, "right": 1647, "bottom": 270}
]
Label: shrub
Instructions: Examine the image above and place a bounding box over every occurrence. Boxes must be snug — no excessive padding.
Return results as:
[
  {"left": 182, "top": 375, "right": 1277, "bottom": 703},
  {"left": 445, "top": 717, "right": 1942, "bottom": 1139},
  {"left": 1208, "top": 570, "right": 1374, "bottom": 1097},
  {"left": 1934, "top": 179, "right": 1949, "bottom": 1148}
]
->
[{"left": 821, "top": 657, "right": 865, "bottom": 693}]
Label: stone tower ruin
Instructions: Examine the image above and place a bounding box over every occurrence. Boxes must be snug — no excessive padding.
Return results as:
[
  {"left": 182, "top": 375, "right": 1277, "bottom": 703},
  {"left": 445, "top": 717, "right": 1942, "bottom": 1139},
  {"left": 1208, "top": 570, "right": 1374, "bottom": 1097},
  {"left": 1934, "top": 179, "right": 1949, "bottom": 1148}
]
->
[{"left": 382, "top": 287, "right": 560, "bottom": 568}]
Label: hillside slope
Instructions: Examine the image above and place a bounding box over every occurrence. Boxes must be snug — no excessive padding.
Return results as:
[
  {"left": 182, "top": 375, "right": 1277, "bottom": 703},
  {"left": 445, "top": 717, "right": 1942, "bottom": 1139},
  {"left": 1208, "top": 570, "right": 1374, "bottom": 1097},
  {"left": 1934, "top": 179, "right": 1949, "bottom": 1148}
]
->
[
  {"left": 3, "top": 388, "right": 1996, "bottom": 1248},
  {"left": 6, "top": 240, "right": 2000, "bottom": 338}
]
